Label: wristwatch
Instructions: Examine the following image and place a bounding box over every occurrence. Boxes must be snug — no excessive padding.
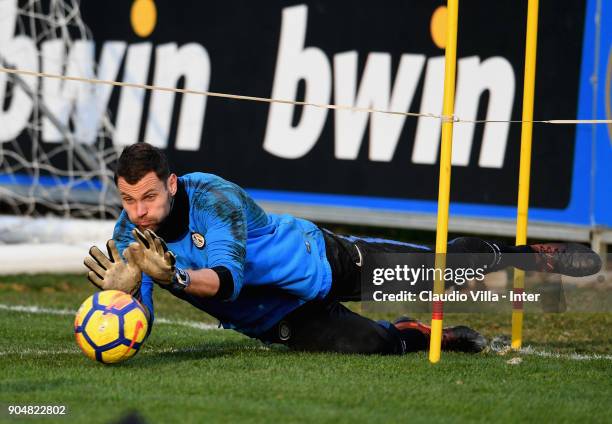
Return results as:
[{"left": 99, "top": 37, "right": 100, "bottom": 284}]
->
[{"left": 171, "top": 267, "right": 191, "bottom": 291}]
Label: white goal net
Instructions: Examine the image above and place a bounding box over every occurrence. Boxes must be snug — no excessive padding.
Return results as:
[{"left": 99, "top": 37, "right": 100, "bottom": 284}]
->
[
  {"left": 0, "top": 0, "right": 120, "bottom": 220},
  {"left": 0, "top": 0, "right": 119, "bottom": 272}
]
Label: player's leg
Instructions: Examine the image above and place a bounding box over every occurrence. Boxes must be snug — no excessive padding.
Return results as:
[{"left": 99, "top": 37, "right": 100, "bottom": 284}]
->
[
  {"left": 328, "top": 231, "right": 601, "bottom": 277},
  {"left": 320, "top": 228, "right": 434, "bottom": 302},
  {"left": 393, "top": 316, "right": 487, "bottom": 353},
  {"left": 321, "top": 228, "right": 601, "bottom": 307},
  {"left": 260, "top": 300, "right": 486, "bottom": 354},
  {"left": 320, "top": 229, "right": 366, "bottom": 301},
  {"left": 271, "top": 300, "right": 404, "bottom": 354},
  {"left": 446, "top": 237, "right": 602, "bottom": 277}
]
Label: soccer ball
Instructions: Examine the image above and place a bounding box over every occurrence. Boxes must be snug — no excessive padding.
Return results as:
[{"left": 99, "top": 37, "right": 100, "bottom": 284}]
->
[{"left": 74, "top": 290, "right": 149, "bottom": 364}]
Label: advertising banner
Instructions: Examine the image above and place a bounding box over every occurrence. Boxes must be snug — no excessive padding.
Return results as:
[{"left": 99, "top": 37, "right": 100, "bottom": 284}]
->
[{"left": 0, "top": 0, "right": 610, "bottom": 235}]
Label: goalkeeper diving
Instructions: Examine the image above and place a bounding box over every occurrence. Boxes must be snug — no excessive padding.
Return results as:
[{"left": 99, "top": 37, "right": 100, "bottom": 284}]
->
[{"left": 84, "top": 143, "right": 602, "bottom": 354}]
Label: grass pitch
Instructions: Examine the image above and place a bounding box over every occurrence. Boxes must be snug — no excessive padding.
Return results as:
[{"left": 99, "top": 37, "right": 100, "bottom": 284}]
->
[{"left": 1, "top": 274, "right": 611, "bottom": 423}]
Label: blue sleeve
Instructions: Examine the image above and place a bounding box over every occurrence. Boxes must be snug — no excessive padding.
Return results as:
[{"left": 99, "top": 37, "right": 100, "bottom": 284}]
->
[
  {"left": 195, "top": 186, "right": 247, "bottom": 301},
  {"left": 137, "top": 275, "right": 155, "bottom": 322},
  {"left": 134, "top": 275, "right": 155, "bottom": 339}
]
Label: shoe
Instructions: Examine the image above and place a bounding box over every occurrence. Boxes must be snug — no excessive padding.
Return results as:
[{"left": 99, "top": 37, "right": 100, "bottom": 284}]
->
[
  {"left": 393, "top": 317, "right": 487, "bottom": 353},
  {"left": 441, "top": 325, "right": 488, "bottom": 353},
  {"left": 529, "top": 243, "right": 602, "bottom": 277}
]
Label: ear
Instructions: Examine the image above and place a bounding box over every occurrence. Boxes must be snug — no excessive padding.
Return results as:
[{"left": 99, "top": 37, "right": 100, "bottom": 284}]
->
[{"left": 167, "top": 173, "right": 178, "bottom": 196}]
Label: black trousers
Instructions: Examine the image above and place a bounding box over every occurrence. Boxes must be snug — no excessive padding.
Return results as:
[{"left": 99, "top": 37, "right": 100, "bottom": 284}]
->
[{"left": 259, "top": 230, "right": 528, "bottom": 354}]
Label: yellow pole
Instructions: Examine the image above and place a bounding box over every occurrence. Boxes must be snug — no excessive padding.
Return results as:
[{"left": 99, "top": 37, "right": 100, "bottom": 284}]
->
[
  {"left": 512, "top": 0, "right": 539, "bottom": 350},
  {"left": 429, "top": 0, "right": 459, "bottom": 364}
]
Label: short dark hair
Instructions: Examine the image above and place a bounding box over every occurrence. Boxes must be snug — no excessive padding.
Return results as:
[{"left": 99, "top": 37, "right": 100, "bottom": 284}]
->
[{"left": 114, "top": 142, "right": 170, "bottom": 185}]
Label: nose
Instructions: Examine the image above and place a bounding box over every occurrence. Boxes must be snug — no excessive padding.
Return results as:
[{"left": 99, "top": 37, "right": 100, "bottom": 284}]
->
[{"left": 136, "top": 201, "right": 147, "bottom": 217}]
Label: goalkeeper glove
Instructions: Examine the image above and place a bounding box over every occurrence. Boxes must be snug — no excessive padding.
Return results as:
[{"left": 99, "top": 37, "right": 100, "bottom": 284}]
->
[
  {"left": 84, "top": 239, "right": 142, "bottom": 295},
  {"left": 129, "top": 228, "right": 177, "bottom": 286}
]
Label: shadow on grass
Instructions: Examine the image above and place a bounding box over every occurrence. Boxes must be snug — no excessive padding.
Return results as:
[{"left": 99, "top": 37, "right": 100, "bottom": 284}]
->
[
  {"left": 128, "top": 340, "right": 290, "bottom": 366},
  {"left": 126, "top": 339, "right": 409, "bottom": 368}
]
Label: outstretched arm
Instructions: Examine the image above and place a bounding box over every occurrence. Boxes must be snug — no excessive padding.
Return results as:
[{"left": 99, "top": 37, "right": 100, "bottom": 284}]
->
[
  {"left": 193, "top": 188, "right": 247, "bottom": 301},
  {"left": 128, "top": 228, "right": 232, "bottom": 299},
  {"left": 183, "top": 268, "right": 220, "bottom": 298}
]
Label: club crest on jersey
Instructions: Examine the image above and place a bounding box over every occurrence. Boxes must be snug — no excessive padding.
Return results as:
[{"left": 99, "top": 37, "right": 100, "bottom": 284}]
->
[{"left": 191, "top": 232, "right": 205, "bottom": 249}]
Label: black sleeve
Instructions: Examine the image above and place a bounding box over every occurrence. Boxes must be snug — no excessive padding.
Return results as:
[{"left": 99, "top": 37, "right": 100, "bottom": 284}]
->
[{"left": 210, "top": 266, "right": 235, "bottom": 301}]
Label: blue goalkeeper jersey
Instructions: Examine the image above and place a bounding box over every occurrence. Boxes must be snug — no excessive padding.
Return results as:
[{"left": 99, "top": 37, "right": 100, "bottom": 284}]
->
[{"left": 113, "top": 172, "right": 333, "bottom": 338}]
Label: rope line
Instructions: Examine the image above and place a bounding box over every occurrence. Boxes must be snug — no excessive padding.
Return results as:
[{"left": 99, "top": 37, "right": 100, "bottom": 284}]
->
[{"left": 1, "top": 66, "right": 611, "bottom": 125}]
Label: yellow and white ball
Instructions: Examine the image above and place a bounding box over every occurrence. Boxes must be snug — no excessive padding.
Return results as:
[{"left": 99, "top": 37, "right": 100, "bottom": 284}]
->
[{"left": 74, "top": 290, "right": 148, "bottom": 364}]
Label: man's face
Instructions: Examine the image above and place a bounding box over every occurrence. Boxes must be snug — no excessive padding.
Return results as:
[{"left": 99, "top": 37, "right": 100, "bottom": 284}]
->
[{"left": 117, "top": 171, "right": 177, "bottom": 232}]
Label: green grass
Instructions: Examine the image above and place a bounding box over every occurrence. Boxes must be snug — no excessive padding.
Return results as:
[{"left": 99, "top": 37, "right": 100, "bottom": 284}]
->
[{"left": 1, "top": 274, "right": 611, "bottom": 424}]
